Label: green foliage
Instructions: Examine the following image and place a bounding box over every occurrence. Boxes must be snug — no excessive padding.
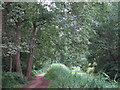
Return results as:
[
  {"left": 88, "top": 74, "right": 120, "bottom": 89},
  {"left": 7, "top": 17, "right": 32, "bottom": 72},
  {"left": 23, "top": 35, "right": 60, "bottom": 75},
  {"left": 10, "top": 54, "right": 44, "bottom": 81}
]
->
[
  {"left": 45, "top": 64, "right": 119, "bottom": 88},
  {"left": 44, "top": 63, "right": 71, "bottom": 79},
  {"left": 2, "top": 72, "right": 28, "bottom": 88},
  {"left": 2, "top": 2, "right": 119, "bottom": 87},
  {"left": 2, "top": 56, "right": 10, "bottom": 72},
  {"left": 87, "top": 16, "right": 119, "bottom": 79},
  {"left": 2, "top": 2, "right": 54, "bottom": 73},
  {"left": 33, "top": 2, "right": 116, "bottom": 73},
  {"left": 32, "top": 69, "right": 44, "bottom": 76}
]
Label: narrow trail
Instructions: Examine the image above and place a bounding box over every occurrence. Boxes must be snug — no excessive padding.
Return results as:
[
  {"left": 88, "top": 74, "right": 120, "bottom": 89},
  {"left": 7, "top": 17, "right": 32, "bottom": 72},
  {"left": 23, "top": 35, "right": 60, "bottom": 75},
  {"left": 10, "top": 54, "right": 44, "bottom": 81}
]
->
[{"left": 22, "top": 73, "right": 51, "bottom": 89}]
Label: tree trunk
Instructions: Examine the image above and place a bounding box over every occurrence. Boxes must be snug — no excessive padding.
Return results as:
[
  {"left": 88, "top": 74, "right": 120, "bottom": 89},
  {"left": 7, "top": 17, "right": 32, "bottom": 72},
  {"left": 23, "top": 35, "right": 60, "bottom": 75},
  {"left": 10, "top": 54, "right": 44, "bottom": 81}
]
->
[
  {"left": 26, "top": 26, "right": 36, "bottom": 78},
  {"left": 16, "top": 24, "right": 22, "bottom": 74},
  {"left": 9, "top": 54, "right": 13, "bottom": 72},
  {"left": 2, "top": 3, "right": 8, "bottom": 55},
  {"left": 2, "top": 3, "right": 8, "bottom": 32},
  {"left": 26, "top": 48, "right": 34, "bottom": 78}
]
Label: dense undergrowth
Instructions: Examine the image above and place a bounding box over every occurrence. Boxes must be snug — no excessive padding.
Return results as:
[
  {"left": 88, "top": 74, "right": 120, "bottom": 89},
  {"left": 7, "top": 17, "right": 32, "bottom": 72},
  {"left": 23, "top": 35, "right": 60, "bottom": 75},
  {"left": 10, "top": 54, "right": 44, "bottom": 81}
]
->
[
  {"left": 2, "top": 72, "right": 28, "bottom": 88},
  {"left": 44, "top": 63, "right": 119, "bottom": 88}
]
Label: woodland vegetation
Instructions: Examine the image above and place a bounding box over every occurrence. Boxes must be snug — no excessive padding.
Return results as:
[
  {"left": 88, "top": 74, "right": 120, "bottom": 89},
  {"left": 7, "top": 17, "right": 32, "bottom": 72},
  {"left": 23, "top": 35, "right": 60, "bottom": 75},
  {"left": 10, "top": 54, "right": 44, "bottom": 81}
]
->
[{"left": 2, "top": 2, "right": 120, "bottom": 88}]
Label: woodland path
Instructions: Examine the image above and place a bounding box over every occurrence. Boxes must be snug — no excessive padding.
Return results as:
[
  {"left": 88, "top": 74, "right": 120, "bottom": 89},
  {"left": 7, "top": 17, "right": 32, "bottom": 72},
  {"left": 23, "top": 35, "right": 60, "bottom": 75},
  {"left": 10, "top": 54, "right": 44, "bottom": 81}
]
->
[{"left": 22, "top": 73, "right": 51, "bottom": 89}]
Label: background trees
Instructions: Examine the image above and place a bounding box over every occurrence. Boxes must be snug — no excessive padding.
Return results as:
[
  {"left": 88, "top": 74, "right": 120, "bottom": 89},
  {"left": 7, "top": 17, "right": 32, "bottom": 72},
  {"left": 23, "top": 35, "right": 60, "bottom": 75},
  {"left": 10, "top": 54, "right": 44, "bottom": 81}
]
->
[
  {"left": 87, "top": 2, "right": 120, "bottom": 79},
  {"left": 2, "top": 2, "right": 119, "bottom": 81}
]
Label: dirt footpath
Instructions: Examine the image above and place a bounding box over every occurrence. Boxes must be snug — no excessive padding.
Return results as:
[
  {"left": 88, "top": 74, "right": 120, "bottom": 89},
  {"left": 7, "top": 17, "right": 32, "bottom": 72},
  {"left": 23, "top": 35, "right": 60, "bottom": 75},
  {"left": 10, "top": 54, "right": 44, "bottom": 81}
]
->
[{"left": 22, "top": 73, "right": 51, "bottom": 89}]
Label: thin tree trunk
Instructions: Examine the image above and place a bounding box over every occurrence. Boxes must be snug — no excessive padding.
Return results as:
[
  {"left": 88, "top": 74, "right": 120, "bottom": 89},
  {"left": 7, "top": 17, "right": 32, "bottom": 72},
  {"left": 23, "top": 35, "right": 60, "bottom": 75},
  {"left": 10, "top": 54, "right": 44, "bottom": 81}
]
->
[
  {"left": 16, "top": 24, "right": 22, "bottom": 74},
  {"left": 9, "top": 54, "right": 13, "bottom": 72},
  {"left": 12, "top": 55, "right": 15, "bottom": 72},
  {"left": 26, "top": 26, "right": 36, "bottom": 78}
]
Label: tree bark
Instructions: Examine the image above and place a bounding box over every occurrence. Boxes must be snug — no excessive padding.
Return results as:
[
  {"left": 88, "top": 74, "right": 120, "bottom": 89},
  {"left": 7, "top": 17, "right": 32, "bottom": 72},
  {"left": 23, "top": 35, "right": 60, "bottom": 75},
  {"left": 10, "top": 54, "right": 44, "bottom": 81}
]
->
[
  {"left": 26, "top": 47, "right": 34, "bottom": 78},
  {"left": 2, "top": 3, "right": 8, "bottom": 32},
  {"left": 16, "top": 24, "right": 22, "bottom": 74},
  {"left": 9, "top": 54, "right": 13, "bottom": 72},
  {"left": 26, "top": 26, "right": 36, "bottom": 78},
  {"left": 2, "top": 3, "right": 8, "bottom": 55}
]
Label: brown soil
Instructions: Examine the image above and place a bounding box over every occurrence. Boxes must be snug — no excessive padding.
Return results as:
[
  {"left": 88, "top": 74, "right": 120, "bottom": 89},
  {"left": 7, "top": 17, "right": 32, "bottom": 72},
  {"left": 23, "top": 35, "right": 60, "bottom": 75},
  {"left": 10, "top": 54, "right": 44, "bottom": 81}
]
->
[{"left": 22, "top": 73, "right": 51, "bottom": 89}]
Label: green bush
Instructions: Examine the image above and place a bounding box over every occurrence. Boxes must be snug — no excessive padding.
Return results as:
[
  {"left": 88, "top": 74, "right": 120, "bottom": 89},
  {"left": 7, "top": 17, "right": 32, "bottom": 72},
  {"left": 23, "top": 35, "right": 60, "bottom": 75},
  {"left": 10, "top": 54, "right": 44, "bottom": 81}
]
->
[
  {"left": 44, "top": 63, "right": 71, "bottom": 79},
  {"left": 44, "top": 63, "right": 119, "bottom": 88},
  {"left": 2, "top": 72, "right": 28, "bottom": 88}
]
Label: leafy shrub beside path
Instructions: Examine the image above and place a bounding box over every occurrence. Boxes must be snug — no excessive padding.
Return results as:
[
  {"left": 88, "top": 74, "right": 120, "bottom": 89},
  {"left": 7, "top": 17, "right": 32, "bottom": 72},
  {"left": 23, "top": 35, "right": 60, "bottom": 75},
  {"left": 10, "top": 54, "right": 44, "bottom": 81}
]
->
[
  {"left": 2, "top": 72, "right": 28, "bottom": 88},
  {"left": 44, "top": 63, "right": 119, "bottom": 88}
]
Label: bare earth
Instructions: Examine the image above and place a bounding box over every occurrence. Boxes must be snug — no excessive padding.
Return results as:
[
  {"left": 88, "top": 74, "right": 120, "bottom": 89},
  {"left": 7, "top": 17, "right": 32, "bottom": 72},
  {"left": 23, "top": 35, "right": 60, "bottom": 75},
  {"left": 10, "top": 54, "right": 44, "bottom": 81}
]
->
[{"left": 22, "top": 73, "right": 51, "bottom": 89}]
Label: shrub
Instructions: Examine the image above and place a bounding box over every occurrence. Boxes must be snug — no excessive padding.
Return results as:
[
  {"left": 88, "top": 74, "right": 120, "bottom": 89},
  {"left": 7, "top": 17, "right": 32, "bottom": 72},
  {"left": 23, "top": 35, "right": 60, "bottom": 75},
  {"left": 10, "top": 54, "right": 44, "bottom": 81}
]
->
[
  {"left": 44, "top": 63, "right": 71, "bottom": 80},
  {"left": 2, "top": 72, "right": 28, "bottom": 88},
  {"left": 44, "top": 63, "right": 119, "bottom": 88}
]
